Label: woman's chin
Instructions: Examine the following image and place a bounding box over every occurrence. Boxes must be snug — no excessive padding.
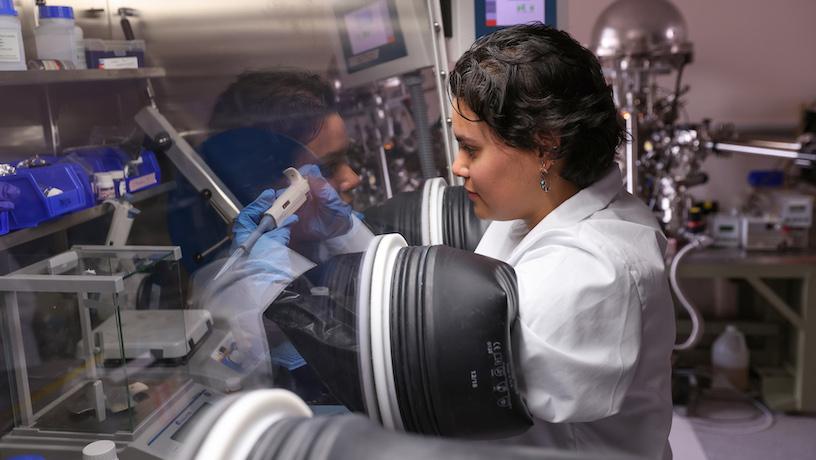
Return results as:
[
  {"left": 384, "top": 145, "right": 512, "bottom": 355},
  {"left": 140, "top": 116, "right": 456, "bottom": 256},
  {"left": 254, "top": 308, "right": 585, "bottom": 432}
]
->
[{"left": 472, "top": 203, "right": 492, "bottom": 221}]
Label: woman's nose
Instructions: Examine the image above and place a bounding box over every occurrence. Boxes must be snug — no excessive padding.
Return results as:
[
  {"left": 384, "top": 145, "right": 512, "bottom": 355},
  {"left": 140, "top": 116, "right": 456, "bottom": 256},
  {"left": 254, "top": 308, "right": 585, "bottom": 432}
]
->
[
  {"left": 338, "top": 163, "right": 361, "bottom": 191},
  {"left": 331, "top": 163, "right": 362, "bottom": 198},
  {"left": 452, "top": 152, "right": 469, "bottom": 178}
]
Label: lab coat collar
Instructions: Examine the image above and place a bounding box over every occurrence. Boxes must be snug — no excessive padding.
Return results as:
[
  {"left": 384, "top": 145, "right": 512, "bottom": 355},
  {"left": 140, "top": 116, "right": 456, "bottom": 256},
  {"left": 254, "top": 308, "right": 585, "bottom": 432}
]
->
[
  {"left": 542, "top": 164, "right": 623, "bottom": 229},
  {"left": 510, "top": 165, "right": 623, "bottom": 253}
]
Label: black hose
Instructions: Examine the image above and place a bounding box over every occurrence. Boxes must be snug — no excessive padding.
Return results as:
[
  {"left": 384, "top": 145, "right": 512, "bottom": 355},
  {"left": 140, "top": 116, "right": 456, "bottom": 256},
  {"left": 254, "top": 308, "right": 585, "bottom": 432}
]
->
[
  {"left": 252, "top": 414, "right": 636, "bottom": 460},
  {"left": 405, "top": 74, "right": 437, "bottom": 179}
]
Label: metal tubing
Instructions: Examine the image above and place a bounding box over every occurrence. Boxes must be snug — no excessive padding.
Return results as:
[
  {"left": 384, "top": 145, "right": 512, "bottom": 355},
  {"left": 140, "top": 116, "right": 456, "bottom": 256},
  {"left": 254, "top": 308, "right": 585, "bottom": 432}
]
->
[
  {"left": 377, "top": 143, "right": 394, "bottom": 199},
  {"left": 624, "top": 110, "right": 639, "bottom": 194},
  {"left": 405, "top": 74, "right": 437, "bottom": 179},
  {"left": 707, "top": 141, "right": 815, "bottom": 163},
  {"left": 426, "top": 0, "right": 456, "bottom": 184}
]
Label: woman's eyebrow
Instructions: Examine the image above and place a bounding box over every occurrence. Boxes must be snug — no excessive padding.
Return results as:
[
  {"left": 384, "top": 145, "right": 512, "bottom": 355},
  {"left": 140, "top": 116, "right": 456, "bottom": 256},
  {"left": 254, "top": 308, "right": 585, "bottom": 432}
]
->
[
  {"left": 455, "top": 134, "right": 479, "bottom": 145},
  {"left": 320, "top": 147, "right": 349, "bottom": 163}
]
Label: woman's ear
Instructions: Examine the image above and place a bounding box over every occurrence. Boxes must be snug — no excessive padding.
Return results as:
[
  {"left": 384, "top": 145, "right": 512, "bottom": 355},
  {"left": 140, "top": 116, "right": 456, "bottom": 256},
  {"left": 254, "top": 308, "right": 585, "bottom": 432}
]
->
[{"left": 534, "top": 131, "right": 560, "bottom": 159}]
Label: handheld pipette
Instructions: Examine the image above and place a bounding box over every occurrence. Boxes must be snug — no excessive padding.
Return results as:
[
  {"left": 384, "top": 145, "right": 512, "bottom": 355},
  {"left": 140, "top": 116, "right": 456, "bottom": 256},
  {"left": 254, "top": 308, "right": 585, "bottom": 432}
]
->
[{"left": 214, "top": 167, "right": 310, "bottom": 280}]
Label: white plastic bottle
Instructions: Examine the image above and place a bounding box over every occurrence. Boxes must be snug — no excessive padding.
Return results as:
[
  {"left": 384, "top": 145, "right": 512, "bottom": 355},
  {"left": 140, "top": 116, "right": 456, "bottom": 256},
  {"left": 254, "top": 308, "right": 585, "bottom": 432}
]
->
[
  {"left": 82, "top": 440, "right": 119, "bottom": 460},
  {"left": 34, "top": 5, "right": 87, "bottom": 69},
  {"left": 0, "top": 0, "right": 26, "bottom": 71},
  {"left": 711, "top": 324, "right": 750, "bottom": 391},
  {"left": 94, "top": 172, "right": 116, "bottom": 201}
]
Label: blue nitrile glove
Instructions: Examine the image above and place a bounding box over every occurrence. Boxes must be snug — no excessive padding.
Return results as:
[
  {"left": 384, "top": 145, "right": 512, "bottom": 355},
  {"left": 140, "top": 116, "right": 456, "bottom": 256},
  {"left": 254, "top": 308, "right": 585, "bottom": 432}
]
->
[
  {"left": 204, "top": 188, "right": 317, "bottom": 350},
  {"left": 292, "top": 164, "right": 353, "bottom": 242},
  {"left": 233, "top": 188, "right": 300, "bottom": 253},
  {"left": 214, "top": 188, "right": 305, "bottom": 288},
  {"left": 0, "top": 182, "right": 20, "bottom": 212}
]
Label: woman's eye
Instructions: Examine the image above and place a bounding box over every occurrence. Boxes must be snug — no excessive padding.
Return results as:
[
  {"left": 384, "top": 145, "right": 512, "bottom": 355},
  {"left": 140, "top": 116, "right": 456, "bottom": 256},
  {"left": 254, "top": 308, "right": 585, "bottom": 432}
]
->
[
  {"left": 460, "top": 145, "right": 477, "bottom": 156},
  {"left": 319, "top": 161, "right": 339, "bottom": 177}
]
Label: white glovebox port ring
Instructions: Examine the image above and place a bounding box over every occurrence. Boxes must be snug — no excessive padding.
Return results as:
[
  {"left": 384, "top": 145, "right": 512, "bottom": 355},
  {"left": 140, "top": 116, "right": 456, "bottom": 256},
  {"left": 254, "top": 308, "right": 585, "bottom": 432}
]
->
[
  {"left": 369, "top": 233, "right": 407, "bottom": 431},
  {"left": 426, "top": 177, "right": 447, "bottom": 245},
  {"left": 357, "top": 235, "right": 385, "bottom": 423},
  {"left": 194, "top": 389, "right": 312, "bottom": 460},
  {"left": 419, "top": 179, "right": 432, "bottom": 245}
]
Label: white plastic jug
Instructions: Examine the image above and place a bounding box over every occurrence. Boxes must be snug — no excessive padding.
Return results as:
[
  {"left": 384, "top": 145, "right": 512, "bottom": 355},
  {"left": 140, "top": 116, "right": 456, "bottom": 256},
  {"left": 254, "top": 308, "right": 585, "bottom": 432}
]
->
[
  {"left": 34, "top": 5, "right": 87, "bottom": 69},
  {"left": 0, "top": 0, "right": 26, "bottom": 71},
  {"left": 711, "top": 324, "right": 750, "bottom": 391}
]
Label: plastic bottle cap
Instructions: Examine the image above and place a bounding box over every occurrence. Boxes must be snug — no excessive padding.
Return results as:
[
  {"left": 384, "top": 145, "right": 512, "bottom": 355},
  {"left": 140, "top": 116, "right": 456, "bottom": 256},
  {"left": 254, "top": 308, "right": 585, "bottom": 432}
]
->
[
  {"left": 82, "top": 440, "right": 118, "bottom": 460},
  {"left": 38, "top": 5, "right": 75, "bottom": 20},
  {"left": 712, "top": 324, "right": 749, "bottom": 368},
  {"left": 108, "top": 170, "right": 125, "bottom": 180},
  {"left": 95, "top": 172, "right": 114, "bottom": 188},
  {"left": 0, "top": 0, "right": 19, "bottom": 16}
]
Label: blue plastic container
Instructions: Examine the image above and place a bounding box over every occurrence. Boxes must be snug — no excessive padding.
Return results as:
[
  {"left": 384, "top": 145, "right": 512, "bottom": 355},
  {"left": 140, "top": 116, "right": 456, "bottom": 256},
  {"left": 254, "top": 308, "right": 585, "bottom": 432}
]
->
[
  {"left": 0, "top": 163, "right": 94, "bottom": 230},
  {"left": 124, "top": 149, "right": 161, "bottom": 194},
  {"left": 65, "top": 146, "right": 125, "bottom": 172},
  {"left": 64, "top": 146, "right": 161, "bottom": 196},
  {"left": 84, "top": 39, "right": 145, "bottom": 69}
]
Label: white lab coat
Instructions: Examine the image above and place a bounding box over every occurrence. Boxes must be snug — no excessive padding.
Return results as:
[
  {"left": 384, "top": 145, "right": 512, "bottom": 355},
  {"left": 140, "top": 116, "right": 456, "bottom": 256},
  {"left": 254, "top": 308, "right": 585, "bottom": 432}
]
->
[{"left": 476, "top": 165, "right": 675, "bottom": 459}]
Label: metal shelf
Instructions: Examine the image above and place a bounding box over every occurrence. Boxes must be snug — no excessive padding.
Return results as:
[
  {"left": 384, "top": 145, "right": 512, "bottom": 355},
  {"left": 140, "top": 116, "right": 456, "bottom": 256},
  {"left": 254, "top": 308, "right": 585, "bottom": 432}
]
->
[
  {"left": 0, "top": 68, "right": 166, "bottom": 87},
  {"left": 0, "top": 181, "right": 176, "bottom": 251}
]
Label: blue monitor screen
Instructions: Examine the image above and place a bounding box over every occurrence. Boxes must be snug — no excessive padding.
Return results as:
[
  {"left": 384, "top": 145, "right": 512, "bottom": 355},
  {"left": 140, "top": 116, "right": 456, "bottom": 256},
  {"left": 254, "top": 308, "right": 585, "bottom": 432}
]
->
[
  {"left": 334, "top": 0, "right": 408, "bottom": 74},
  {"left": 476, "top": 0, "right": 557, "bottom": 37}
]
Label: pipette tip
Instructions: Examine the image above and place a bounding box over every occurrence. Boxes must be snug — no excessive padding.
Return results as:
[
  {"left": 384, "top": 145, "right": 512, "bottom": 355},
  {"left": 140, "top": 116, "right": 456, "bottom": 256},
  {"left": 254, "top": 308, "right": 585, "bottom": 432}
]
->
[{"left": 214, "top": 247, "right": 245, "bottom": 280}]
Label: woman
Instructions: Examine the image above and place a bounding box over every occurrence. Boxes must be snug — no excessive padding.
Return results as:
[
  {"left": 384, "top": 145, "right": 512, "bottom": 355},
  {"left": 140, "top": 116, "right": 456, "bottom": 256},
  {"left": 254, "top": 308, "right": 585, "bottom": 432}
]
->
[
  {"left": 448, "top": 24, "right": 674, "bottom": 459},
  {"left": 234, "top": 23, "right": 674, "bottom": 459}
]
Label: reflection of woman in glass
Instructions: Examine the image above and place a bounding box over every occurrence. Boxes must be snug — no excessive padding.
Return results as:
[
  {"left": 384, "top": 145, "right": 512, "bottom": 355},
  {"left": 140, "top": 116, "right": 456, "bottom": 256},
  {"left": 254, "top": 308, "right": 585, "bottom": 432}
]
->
[
  {"left": 207, "top": 71, "right": 361, "bottom": 204},
  {"left": 169, "top": 70, "right": 369, "bottom": 405},
  {"left": 168, "top": 70, "right": 362, "bottom": 271}
]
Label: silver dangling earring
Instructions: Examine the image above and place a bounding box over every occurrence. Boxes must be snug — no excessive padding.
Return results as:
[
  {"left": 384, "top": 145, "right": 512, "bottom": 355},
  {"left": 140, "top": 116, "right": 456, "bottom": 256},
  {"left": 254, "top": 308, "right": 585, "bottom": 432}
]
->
[
  {"left": 539, "top": 146, "right": 557, "bottom": 192},
  {"left": 539, "top": 159, "right": 550, "bottom": 193}
]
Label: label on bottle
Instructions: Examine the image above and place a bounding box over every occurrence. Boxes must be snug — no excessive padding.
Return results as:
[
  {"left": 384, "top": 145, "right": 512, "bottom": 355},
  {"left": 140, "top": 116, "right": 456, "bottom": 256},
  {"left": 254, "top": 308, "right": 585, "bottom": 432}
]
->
[
  {"left": 0, "top": 31, "right": 22, "bottom": 63},
  {"left": 97, "top": 187, "right": 116, "bottom": 201},
  {"left": 99, "top": 56, "right": 139, "bottom": 69}
]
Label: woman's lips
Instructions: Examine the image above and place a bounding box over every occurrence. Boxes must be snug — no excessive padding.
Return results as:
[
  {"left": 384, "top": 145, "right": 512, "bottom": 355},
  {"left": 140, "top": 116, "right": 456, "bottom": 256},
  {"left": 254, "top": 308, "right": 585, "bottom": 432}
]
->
[{"left": 466, "top": 190, "right": 479, "bottom": 200}]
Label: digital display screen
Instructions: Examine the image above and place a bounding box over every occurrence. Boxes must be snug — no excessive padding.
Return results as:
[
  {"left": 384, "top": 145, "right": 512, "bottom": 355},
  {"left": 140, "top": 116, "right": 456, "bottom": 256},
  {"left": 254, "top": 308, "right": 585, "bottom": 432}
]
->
[
  {"left": 334, "top": 0, "right": 408, "bottom": 74},
  {"left": 344, "top": 0, "right": 396, "bottom": 55},
  {"left": 486, "top": 0, "right": 546, "bottom": 26},
  {"left": 789, "top": 205, "right": 807, "bottom": 213}
]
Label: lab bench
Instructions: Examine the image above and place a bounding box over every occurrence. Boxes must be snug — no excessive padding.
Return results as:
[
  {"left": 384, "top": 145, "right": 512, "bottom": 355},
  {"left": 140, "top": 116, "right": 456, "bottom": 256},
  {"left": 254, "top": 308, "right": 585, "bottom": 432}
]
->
[{"left": 678, "top": 248, "right": 816, "bottom": 412}]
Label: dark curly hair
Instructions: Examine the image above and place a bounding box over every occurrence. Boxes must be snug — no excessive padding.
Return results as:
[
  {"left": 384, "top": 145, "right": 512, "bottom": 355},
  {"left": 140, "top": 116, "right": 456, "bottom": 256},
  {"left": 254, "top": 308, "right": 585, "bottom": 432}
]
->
[
  {"left": 449, "top": 23, "right": 624, "bottom": 189},
  {"left": 209, "top": 69, "right": 337, "bottom": 145}
]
